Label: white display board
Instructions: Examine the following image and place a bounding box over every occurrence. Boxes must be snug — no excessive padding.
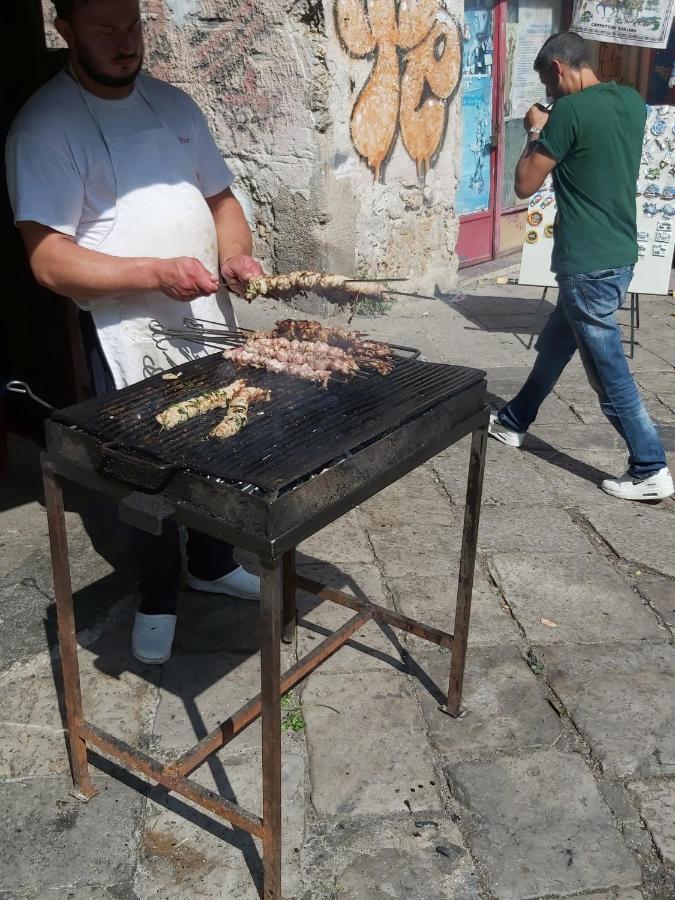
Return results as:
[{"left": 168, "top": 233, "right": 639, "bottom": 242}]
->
[{"left": 518, "top": 104, "right": 674, "bottom": 296}]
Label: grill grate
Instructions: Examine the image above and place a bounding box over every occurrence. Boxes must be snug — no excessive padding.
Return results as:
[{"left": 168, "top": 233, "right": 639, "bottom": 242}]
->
[{"left": 54, "top": 350, "right": 485, "bottom": 494}]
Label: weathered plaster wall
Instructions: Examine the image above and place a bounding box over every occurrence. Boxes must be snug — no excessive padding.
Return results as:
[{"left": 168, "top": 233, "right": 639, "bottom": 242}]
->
[{"left": 42, "top": 0, "right": 463, "bottom": 292}]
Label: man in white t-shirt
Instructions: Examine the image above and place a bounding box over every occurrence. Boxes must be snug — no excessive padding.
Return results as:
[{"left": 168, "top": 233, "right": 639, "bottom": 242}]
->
[{"left": 6, "top": 0, "right": 265, "bottom": 664}]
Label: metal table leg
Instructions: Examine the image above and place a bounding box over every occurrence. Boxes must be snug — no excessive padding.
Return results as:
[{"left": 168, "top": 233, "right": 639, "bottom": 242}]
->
[
  {"left": 527, "top": 287, "right": 548, "bottom": 351},
  {"left": 42, "top": 457, "right": 98, "bottom": 801},
  {"left": 446, "top": 424, "right": 488, "bottom": 717},
  {"left": 282, "top": 549, "right": 297, "bottom": 645},
  {"left": 260, "top": 561, "right": 282, "bottom": 899}
]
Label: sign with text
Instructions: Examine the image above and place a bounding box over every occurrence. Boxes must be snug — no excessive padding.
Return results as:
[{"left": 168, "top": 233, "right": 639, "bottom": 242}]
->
[{"left": 571, "top": 0, "right": 675, "bottom": 49}]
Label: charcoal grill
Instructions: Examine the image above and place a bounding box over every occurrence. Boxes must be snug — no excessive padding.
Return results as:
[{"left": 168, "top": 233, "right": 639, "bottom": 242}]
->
[{"left": 42, "top": 344, "right": 488, "bottom": 900}]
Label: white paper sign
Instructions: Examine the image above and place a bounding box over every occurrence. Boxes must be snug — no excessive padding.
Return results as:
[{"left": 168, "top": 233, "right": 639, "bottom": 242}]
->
[
  {"left": 571, "top": 0, "right": 675, "bottom": 49},
  {"left": 519, "top": 105, "right": 675, "bottom": 296}
]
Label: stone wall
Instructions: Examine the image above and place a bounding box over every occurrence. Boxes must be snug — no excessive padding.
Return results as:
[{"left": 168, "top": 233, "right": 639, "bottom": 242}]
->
[{"left": 42, "top": 0, "right": 463, "bottom": 293}]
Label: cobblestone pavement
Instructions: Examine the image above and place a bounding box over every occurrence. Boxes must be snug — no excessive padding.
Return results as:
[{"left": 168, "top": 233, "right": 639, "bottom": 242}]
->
[{"left": 1, "top": 273, "right": 674, "bottom": 899}]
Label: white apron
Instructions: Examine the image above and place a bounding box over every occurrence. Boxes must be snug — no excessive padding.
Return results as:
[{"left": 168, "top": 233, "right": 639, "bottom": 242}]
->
[{"left": 76, "top": 78, "right": 236, "bottom": 388}]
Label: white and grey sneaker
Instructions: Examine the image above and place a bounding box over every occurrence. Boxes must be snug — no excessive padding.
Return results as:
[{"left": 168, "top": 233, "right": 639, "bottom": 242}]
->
[
  {"left": 600, "top": 466, "right": 674, "bottom": 502},
  {"left": 488, "top": 410, "right": 526, "bottom": 448}
]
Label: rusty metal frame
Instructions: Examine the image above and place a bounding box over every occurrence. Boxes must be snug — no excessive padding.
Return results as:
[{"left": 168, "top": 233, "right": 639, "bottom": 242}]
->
[{"left": 41, "top": 417, "right": 487, "bottom": 900}]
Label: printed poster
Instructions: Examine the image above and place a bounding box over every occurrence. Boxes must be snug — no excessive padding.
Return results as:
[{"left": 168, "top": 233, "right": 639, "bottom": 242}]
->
[
  {"left": 457, "top": 74, "right": 493, "bottom": 215},
  {"left": 519, "top": 105, "right": 675, "bottom": 296},
  {"left": 510, "top": 0, "right": 561, "bottom": 118},
  {"left": 571, "top": 0, "right": 675, "bottom": 49}
]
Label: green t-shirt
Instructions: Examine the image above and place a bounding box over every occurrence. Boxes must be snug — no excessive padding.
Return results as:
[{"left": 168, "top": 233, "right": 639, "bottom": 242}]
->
[{"left": 538, "top": 82, "right": 645, "bottom": 275}]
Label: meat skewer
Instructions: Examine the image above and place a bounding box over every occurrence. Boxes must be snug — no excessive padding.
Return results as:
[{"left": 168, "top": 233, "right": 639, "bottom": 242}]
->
[
  {"left": 209, "top": 386, "right": 271, "bottom": 439},
  {"left": 270, "top": 320, "right": 395, "bottom": 374},
  {"left": 272, "top": 319, "right": 393, "bottom": 358},
  {"left": 244, "top": 271, "right": 390, "bottom": 306},
  {"left": 155, "top": 379, "right": 246, "bottom": 429},
  {"left": 223, "top": 336, "right": 360, "bottom": 387}
]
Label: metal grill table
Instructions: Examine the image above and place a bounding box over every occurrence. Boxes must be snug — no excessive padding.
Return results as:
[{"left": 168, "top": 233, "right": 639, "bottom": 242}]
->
[{"left": 41, "top": 350, "right": 488, "bottom": 900}]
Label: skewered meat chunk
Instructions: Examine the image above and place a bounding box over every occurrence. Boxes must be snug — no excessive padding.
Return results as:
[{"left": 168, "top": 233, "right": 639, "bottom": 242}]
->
[
  {"left": 271, "top": 320, "right": 389, "bottom": 355},
  {"left": 223, "top": 337, "right": 360, "bottom": 387},
  {"left": 209, "top": 386, "right": 271, "bottom": 439},
  {"left": 271, "top": 320, "right": 394, "bottom": 373},
  {"left": 155, "top": 379, "right": 246, "bottom": 429},
  {"left": 244, "top": 271, "right": 387, "bottom": 305}
]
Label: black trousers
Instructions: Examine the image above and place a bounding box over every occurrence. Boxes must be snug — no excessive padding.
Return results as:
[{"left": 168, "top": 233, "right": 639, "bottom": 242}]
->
[{"left": 78, "top": 311, "right": 237, "bottom": 613}]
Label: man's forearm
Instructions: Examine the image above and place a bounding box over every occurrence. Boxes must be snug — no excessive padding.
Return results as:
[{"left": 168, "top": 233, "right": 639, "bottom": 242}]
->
[
  {"left": 19, "top": 224, "right": 162, "bottom": 300},
  {"left": 207, "top": 190, "right": 253, "bottom": 265}
]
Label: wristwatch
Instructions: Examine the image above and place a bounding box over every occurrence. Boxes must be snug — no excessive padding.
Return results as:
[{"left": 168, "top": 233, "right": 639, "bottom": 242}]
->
[{"left": 528, "top": 126, "right": 542, "bottom": 136}]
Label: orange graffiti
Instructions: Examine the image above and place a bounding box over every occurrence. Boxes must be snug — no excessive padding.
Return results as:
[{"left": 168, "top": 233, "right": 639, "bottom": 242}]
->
[{"left": 336, "top": 0, "right": 461, "bottom": 180}]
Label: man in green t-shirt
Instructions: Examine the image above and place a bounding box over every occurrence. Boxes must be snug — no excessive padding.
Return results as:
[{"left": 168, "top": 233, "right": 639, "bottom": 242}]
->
[{"left": 489, "top": 32, "right": 672, "bottom": 502}]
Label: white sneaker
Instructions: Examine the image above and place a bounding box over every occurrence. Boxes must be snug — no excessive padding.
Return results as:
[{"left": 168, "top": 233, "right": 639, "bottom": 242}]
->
[
  {"left": 186, "top": 565, "right": 260, "bottom": 599},
  {"left": 488, "top": 410, "right": 526, "bottom": 448},
  {"left": 600, "top": 466, "right": 674, "bottom": 502},
  {"left": 131, "top": 612, "right": 177, "bottom": 665}
]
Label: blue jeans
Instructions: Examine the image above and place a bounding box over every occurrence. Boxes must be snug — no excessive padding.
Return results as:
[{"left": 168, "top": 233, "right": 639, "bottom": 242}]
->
[{"left": 498, "top": 266, "right": 666, "bottom": 480}]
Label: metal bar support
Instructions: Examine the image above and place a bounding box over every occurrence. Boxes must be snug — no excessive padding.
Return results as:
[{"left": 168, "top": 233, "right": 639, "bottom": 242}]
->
[
  {"left": 294, "top": 575, "right": 455, "bottom": 650},
  {"left": 42, "top": 456, "right": 98, "bottom": 801},
  {"left": 260, "top": 563, "right": 282, "bottom": 899},
  {"left": 282, "top": 549, "right": 296, "bottom": 644},
  {"left": 169, "top": 611, "right": 370, "bottom": 778},
  {"left": 445, "top": 424, "right": 488, "bottom": 717}
]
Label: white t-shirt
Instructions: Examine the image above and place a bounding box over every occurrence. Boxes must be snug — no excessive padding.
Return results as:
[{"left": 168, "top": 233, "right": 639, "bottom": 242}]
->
[{"left": 5, "top": 70, "right": 234, "bottom": 250}]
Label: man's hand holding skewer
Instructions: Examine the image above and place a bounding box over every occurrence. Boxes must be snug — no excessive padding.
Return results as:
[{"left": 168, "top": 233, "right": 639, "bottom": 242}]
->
[
  {"left": 524, "top": 103, "right": 551, "bottom": 135},
  {"left": 221, "top": 254, "right": 265, "bottom": 296}
]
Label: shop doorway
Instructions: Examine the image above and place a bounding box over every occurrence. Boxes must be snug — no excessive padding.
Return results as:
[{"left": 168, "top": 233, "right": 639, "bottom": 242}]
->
[{"left": 457, "top": 0, "right": 569, "bottom": 266}]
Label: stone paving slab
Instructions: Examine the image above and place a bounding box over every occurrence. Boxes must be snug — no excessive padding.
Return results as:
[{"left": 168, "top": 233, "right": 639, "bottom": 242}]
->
[
  {"left": 0, "top": 501, "right": 50, "bottom": 580},
  {"left": 386, "top": 574, "right": 521, "bottom": 648},
  {"left": 583, "top": 890, "right": 644, "bottom": 900},
  {"left": 528, "top": 449, "right": 629, "bottom": 509},
  {"left": 477, "top": 505, "right": 589, "bottom": 554},
  {"left": 0, "top": 533, "right": 124, "bottom": 674},
  {"left": 358, "top": 466, "right": 457, "bottom": 527},
  {"left": 0, "top": 776, "right": 142, "bottom": 897},
  {"left": 409, "top": 645, "right": 561, "bottom": 758},
  {"left": 582, "top": 505, "right": 675, "bottom": 578},
  {"left": 635, "top": 371, "right": 675, "bottom": 394},
  {"left": 152, "top": 650, "right": 293, "bottom": 760},
  {"left": 174, "top": 589, "right": 262, "bottom": 655},
  {"left": 488, "top": 551, "right": 665, "bottom": 645},
  {"left": 446, "top": 750, "right": 642, "bottom": 900},
  {"left": 0, "top": 615, "right": 159, "bottom": 780},
  {"left": 571, "top": 394, "right": 675, "bottom": 426},
  {"left": 526, "top": 423, "right": 625, "bottom": 452},
  {"left": 636, "top": 573, "right": 675, "bottom": 629},
  {"left": 135, "top": 751, "right": 306, "bottom": 899},
  {"left": 433, "top": 442, "right": 559, "bottom": 507},
  {"left": 296, "top": 562, "right": 402, "bottom": 674},
  {"left": 303, "top": 670, "right": 442, "bottom": 816},
  {"left": 627, "top": 780, "right": 675, "bottom": 866},
  {"left": 298, "top": 511, "right": 375, "bottom": 566},
  {"left": 540, "top": 641, "right": 675, "bottom": 777},
  {"left": 366, "top": 524, "right": 463, "bottom": 577},
  {"left": 325, "top": 816, "right": 479, "bottom": 899},
  {"left": 657, "top": 392, "right": 675, "bottom": 414}
]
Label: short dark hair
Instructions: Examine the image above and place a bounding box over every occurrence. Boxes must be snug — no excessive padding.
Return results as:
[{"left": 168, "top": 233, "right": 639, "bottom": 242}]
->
[
  {"left": 53, "top": 0, "right": 87, "bottom": 20},
  {"left": 534, "top": 32, "right": 592, "bottom": 72}
]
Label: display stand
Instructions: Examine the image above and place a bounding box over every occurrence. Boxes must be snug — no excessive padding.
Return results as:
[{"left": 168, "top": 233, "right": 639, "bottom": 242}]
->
[{"left": 518, "top": 105, "right": 673, "bottom": 359}]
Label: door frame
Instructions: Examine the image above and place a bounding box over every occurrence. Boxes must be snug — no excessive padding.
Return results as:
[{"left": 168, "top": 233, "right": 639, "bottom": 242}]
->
[{"left": 456, "top": 0, "right": 503, "bottom": 267}]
